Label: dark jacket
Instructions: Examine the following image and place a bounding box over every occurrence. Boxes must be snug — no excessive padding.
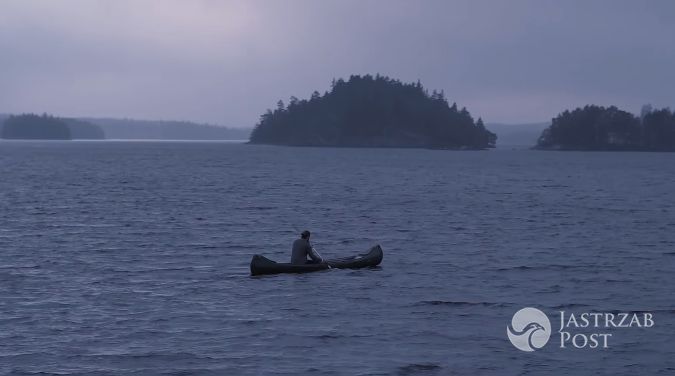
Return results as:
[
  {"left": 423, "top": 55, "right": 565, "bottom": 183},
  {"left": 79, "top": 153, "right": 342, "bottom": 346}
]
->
[{"left": 291, "top": 238, "right": 322, "bottom": 264}]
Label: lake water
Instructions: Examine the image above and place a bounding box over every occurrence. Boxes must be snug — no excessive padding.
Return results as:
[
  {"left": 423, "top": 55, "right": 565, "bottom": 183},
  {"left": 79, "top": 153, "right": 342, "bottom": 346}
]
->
[{"left": 1, "top": 141, "right": 674, "bottom": 375}]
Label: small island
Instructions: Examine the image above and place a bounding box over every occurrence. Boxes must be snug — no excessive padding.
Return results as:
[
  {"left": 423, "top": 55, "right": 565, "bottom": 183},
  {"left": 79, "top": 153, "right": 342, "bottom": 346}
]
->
[
  {"left": 536, "top": 105, "right": 675, "bottom": 151},
  {"left": 249, "top": 75, "right": 496, "bottom": 149},
  {"left": 1, "top": 113, "right": 105, "bottom": 140},
  {"left": 2, "top": 114, "right": 71, "bottom": 140}
]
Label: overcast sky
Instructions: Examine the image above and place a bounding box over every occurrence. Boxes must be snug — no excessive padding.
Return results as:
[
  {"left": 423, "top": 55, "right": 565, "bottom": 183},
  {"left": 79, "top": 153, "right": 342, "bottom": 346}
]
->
[{"left": 1, "top": 0, "right": 673, "bottom": 127}]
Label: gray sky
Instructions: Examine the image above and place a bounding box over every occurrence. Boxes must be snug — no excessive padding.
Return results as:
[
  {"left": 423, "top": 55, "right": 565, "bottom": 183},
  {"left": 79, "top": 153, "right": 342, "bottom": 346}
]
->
[{"left": 1, "top": 0, "right": 673, "bottom": 127}]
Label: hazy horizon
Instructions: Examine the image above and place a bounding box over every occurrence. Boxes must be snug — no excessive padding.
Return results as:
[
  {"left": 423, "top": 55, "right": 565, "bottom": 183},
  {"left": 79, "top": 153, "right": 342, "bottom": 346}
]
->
[{"left": 1, "top": 0, "right": 674, "bottom": 128}]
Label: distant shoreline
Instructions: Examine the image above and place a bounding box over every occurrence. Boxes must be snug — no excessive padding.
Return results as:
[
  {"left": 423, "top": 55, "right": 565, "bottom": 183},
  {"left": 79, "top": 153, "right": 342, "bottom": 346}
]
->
[{"left": 0, "top": 139, "right": 249, "bottom": 143}]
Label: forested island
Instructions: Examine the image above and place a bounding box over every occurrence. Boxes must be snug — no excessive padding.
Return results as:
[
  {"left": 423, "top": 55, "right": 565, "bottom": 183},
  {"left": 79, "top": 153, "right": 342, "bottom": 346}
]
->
[
  {"left": 537, "top": 105, "right": 675, "bottom": 151},
  {"left": 249, "top": 75, "right": 496, "bottom": 149},
  {"left": 1, "top": 114, "right": 104, "bottom": 140}
]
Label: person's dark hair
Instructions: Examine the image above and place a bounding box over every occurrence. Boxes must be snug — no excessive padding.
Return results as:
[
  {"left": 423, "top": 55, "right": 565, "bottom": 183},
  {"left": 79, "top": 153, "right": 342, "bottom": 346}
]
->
[{"left": 301, "top": 230, "right": 310, "bottom": 239}]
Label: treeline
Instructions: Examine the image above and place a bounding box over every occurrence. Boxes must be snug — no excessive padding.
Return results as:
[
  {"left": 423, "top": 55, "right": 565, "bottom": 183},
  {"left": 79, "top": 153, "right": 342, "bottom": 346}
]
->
[
  {"left": 0, "top": 114, "right": 249, "bottom": 140},
  {"left": 250, "top": 74, "right": 496, "bottom": 149},
  {"left": 1, "top": 114, "right": 105, "bottom": 140},
  {"left": 63, "top": 118, "right": 106, "bottom": 139},
  {"left": 537, "top": 105, "right": 675, "bottom": 151},
  {"left": 84, "top": 118, "right": 250, "bottom": 140}
]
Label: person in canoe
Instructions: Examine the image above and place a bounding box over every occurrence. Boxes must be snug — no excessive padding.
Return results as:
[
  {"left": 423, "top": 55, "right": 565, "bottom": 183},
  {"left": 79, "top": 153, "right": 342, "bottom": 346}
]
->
[{"left": 291, "top": 230, "right": 325, "bottom": 264}]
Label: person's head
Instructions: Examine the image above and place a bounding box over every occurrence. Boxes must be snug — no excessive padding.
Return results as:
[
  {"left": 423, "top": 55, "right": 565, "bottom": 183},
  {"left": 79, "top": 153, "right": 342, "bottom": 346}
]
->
[{"left": 301, "top": 230, "right": 310, "bottom": 239}]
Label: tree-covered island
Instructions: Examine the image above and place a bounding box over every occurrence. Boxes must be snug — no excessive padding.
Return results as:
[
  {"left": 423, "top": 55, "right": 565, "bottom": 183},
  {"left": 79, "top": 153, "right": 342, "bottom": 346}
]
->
[
  {"left": 249, "top": 75, "right": 496, "bottom": 149},
  {"left": 1, "top": 113, "right": 105, "bottom": 140},
  {"left": 536, "top": 105, "right": 675, "bottom": 151},
  {"left": 2, "top": 114, "right": 71, "bottom": 139}
]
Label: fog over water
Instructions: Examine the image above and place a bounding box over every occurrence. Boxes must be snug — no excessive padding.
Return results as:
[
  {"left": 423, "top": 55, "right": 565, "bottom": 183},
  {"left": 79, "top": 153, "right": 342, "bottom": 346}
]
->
[{"left": 1, "top": 0, "right": 674, "bottom": 126}]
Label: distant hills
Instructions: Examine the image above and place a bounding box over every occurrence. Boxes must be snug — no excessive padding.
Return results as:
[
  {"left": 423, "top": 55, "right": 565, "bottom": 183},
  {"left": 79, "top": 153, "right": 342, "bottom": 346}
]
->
[
  {"left": 0, "top": 113, "right": 251, "bottom": 140},
  {"left": 64, "top": 118, "right": 106, "bottom": 139},
  {"left": 82, "top": 118, "right": 250, "bottom": 140}
]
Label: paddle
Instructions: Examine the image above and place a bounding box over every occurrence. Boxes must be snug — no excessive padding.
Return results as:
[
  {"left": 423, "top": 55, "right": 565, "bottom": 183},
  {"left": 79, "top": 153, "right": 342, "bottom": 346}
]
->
[{"left": 311, "top": 245, "right": 331, "bottom": 268}]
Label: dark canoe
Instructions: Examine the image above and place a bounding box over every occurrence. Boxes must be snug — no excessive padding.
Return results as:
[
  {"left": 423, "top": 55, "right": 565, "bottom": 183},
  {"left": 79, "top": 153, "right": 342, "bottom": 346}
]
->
[{"left": 250, "top": 245, "right": 383, "bottom": 276}]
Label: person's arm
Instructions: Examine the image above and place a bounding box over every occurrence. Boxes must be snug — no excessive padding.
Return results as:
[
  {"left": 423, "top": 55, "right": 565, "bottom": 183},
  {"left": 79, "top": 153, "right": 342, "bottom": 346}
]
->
[{"left": 307, "top": 243, "right": 324, "bottom": 262}]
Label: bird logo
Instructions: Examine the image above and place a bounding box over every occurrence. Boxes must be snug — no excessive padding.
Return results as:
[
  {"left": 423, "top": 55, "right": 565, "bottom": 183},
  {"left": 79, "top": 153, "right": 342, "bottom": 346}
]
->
[{"left": 507, "top": 307, "right": 551, "bottom": 351}]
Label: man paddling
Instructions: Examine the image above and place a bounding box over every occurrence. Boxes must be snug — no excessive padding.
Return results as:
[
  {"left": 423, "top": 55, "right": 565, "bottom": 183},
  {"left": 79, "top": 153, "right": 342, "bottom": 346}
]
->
[{"left": 291, "top": 230, "right": 324, "bottom": 264}]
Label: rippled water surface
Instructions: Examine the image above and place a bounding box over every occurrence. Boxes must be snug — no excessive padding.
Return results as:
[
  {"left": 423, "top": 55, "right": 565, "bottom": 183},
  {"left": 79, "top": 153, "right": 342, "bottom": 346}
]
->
[{"left": 1, "top": 141, "right": 674, "bottom": 375}]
